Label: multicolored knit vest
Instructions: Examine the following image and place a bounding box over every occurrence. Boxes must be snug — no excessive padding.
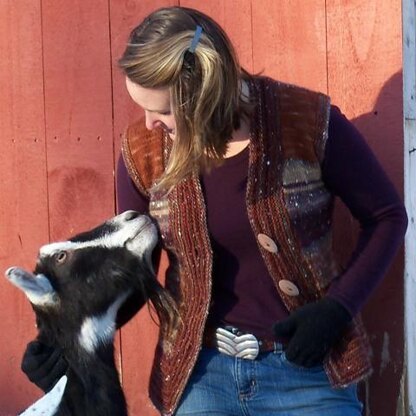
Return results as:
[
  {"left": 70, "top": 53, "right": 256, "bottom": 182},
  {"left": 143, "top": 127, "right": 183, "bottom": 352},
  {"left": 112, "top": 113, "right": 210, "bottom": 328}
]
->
[{"left": 122, "top": 77, "right": 372, "bottom": 415}]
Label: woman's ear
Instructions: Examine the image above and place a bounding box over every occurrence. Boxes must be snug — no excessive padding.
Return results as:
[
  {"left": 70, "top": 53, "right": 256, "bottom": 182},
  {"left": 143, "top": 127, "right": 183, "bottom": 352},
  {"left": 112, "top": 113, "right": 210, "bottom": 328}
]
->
[{"left": 5, "top": 267, "right": 59, "bottom": 307}]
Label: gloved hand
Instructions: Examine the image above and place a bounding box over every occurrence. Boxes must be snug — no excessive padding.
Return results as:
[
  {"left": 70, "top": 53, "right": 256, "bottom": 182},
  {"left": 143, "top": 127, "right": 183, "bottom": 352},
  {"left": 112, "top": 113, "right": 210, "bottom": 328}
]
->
[
  {"left": 273, "top": 297, "right": 351, "bottom": 368},
  {"left": 21, "top": 340, "right": 68, "bottom": 392}
]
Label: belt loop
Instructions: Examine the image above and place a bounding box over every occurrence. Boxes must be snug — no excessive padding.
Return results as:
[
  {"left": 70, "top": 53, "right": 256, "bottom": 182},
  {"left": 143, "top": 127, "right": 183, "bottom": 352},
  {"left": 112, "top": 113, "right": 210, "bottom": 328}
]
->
[{"left": 272, "top": 341, "right": 284, "bottom": 354}]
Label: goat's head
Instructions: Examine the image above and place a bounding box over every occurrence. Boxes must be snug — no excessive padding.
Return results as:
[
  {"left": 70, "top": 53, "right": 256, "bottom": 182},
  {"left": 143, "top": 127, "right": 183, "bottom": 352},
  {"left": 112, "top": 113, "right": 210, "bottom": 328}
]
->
[{"left": 5, "top": 211, "right": 176, "bottom": 354}]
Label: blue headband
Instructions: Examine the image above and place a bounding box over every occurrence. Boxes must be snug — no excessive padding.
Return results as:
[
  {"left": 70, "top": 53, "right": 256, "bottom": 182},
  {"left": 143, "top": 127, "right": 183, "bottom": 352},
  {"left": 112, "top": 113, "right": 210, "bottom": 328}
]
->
[{"left": 189, "top": 25, "right": 203, "bottom": 53}]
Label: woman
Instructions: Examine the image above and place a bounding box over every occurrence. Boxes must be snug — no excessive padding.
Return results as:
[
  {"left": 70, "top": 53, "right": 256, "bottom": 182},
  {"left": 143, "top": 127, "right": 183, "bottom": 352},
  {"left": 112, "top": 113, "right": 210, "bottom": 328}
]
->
[{"left": 23, "top": 6, "right": 407, "bottom": 416}]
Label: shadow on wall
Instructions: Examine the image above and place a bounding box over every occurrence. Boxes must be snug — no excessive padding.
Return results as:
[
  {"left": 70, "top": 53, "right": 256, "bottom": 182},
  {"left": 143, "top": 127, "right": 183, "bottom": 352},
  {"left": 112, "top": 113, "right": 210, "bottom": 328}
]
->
[
  {"left": 333, "top": 70, "right": 405, "bottom": 416},
  {"left": 333, "top": 70, "right": 404, "bottom": 261},
  {"left": 353, "top": 71, "right": 404, "bottom": 179}
]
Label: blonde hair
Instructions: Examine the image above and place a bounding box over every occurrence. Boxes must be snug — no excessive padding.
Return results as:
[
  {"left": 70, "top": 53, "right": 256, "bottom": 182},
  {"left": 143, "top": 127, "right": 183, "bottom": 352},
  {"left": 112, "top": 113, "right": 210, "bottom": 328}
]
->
[{"left": 119, "top": 6, "right": 253, "bottom": 191}]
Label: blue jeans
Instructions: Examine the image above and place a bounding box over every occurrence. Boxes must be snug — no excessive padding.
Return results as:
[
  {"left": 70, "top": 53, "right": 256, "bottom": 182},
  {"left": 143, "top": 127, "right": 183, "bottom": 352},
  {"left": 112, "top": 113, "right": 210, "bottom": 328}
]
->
[{"left": 175, "top": 347, "right": 363, "bottom": 416}]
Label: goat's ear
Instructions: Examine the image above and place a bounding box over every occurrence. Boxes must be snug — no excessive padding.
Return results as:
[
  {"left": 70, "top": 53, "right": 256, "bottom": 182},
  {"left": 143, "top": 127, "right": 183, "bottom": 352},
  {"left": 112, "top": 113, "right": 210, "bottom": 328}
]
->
[{"left": 5, "top": 267, "right": 59, "bottom": 307}]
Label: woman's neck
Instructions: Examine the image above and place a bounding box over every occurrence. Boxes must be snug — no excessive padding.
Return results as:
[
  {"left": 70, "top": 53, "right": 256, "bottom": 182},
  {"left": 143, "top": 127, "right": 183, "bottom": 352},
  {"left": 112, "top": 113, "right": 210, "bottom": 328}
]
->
[
  {"left": 226, "top": 119, "right": 250, "bottom": 158},
  {"left": 225, "top": 80, "right": 251, "bottom": 158}
]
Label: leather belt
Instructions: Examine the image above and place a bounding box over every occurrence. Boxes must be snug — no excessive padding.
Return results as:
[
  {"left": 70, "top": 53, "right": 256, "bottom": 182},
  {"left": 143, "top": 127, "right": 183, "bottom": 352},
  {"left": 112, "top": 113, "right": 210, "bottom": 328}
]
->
[{"left": 203, "top": 326, "right": 279, "bottom": 360}]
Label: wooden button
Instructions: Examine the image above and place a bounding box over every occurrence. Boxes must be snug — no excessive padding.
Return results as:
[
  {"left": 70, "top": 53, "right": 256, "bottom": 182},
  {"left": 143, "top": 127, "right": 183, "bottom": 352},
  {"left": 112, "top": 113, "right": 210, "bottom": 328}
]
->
[
  {"left": 278, "top": 280, "right": 300, "bottom": 296},
  {"left": 257, "top": 233, "right": 278, "bottom": 253}
]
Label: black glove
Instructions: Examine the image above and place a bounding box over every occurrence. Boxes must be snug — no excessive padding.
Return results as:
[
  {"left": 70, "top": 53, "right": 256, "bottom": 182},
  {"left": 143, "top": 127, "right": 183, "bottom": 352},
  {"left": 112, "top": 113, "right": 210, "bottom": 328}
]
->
[
  {"left": 21, "top": 340, "right": 68, "bottom": 392},
  {"left": 273, "top": 297, "right": 351, "bottom": 368}
]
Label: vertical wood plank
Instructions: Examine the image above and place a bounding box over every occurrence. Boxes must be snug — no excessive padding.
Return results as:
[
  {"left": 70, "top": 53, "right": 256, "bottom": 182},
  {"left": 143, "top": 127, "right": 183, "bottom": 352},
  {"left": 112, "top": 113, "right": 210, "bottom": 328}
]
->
[
  {"left": 42, "top": 0, "right": 115, "bottom": 240},
  {"left": 327, "top": 1, "right": 404, "bottom": 414},
  {"left": 403, "top": 0, "right": 416, "bottom": 412},
  {"left": 0, "top": 1, "right": 407, "bottom": 415},
  {"left": 0, "top": 0, "right": 49, "bottom": 412},
  {"left": 252, "top": 0, "right": 327, "bottom": 92},
  {"left": 111, "top": 0, "right": 179, "bottom": 155},
  {"left": 41, "top": 2, "right": 119, "bottom": 410},
  {"left": 110, "top": 2, "right": 178, "bottom": 414},
  {"left": 179, "top": 0, "right": 254, "bottom": 72}
]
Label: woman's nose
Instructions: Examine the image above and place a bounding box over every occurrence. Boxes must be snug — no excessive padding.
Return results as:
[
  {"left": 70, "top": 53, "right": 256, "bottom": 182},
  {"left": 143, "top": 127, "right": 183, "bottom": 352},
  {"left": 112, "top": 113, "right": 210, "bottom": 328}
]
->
[{"left": 144, "top": 112, "right": 160, "bottom": 130}]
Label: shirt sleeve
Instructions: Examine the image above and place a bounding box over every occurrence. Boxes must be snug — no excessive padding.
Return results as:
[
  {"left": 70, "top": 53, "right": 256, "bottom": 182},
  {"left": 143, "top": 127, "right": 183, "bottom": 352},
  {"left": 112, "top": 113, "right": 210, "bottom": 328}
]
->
[
  {"left": 323, "top": 105, "right": 408, "bottom": 316},
  {"left": 116, "top": 154, "right": 149, "bottom": 215}
]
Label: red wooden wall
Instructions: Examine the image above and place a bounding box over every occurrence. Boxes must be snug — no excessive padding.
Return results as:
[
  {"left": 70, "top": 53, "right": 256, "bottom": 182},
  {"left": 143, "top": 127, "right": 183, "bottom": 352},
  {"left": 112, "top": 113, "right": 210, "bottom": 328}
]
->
[{"left": 0, "top": 1, "right": 404, "bottom": 415}]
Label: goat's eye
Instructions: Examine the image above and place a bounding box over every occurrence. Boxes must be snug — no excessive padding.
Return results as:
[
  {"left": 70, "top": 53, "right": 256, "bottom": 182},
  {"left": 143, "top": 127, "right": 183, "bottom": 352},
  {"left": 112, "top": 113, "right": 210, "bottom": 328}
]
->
[{"left": 55, "top": 251, "right": 67, "bottom": 264}]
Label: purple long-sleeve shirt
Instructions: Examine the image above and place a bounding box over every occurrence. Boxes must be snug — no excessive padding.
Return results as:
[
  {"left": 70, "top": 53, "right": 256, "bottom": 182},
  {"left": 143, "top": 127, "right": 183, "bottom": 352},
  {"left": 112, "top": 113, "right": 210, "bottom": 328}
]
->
[{"left": 117, "top": 106, "right": 407, "bottom": 338}]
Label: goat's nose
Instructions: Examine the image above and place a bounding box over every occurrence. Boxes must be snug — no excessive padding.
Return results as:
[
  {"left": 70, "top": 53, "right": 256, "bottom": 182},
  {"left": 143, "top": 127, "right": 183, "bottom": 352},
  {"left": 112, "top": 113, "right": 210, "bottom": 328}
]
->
[{"left": 122, "top": 211, "right": 139, "bottom": 221}]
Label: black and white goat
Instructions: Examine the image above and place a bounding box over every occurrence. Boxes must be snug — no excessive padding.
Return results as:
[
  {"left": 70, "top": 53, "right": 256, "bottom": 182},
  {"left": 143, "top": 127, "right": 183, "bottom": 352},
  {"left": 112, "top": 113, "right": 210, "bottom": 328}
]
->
[{"left": 5, "top": 211, "right": 176, "bottom": 416}]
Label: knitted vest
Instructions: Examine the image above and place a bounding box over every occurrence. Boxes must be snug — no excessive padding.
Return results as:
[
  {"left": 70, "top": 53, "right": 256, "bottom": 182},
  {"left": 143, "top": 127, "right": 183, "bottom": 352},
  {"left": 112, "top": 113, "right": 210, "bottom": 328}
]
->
[{"left": 121, "top": 77, "right": 372, "bottom": 415}]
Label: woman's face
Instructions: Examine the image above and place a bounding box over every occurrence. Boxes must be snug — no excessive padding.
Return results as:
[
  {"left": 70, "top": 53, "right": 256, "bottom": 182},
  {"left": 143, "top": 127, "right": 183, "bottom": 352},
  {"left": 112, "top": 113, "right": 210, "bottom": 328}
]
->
[{"left": 125, "top": 77, "right": 176, "bottom": 139}]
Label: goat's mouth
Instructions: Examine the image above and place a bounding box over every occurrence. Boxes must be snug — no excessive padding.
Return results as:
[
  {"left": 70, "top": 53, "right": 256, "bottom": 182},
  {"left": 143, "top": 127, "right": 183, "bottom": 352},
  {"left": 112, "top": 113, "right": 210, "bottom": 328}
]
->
[
  {"left": 125, "top": 219, "right": 157, "bottom": 245},
  {"left": 125, "top": 219, "right": 159, "bottom": 271},
  {"left": 125, "top": 220, "right": 157, "bottom": 248}
]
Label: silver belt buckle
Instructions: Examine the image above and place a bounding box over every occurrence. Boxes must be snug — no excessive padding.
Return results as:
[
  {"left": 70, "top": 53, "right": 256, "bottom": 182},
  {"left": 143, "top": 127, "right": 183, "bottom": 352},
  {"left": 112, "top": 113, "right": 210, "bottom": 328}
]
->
[{"left": 214, "top": 326, "right": 260, "bottom": 360}]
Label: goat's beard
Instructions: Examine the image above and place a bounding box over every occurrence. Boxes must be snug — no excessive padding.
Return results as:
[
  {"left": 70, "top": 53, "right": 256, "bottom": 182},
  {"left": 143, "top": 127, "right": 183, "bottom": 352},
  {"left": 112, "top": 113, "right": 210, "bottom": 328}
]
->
[
  {"left": 115, "top": 264, "right": 179, "bottom": 343},
  {"left": 146, "top": 274, "right": 180, "bottom": 342}
]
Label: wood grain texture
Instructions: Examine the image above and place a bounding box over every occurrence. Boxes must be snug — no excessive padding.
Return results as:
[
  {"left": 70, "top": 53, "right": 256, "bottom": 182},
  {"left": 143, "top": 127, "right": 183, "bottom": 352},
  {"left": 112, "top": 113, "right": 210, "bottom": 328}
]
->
[
  {"left": 110, "top": 2, "right": 178, "bottom": 415},
  {"left": 252, "top": 0, "right": 328, "bottom": 92},
  {"left": 111, "top": 0, "right": 180, "bottom": 156},
  {"left": 41, "top": 0, "right": 121, "bottom": 408},
  {"left": 42, "top": 0, "right": 115, "bottom": 240},
  {"left": 0, "top": 0, "right": 49, "bottom": 412},
  {"left": 180, "top": 0, "right": 254, "bottom": 72},
  {"left": 327, "top": 1, "right": 404, "bottom": 415},
  {"left": 403, "top": 0, "right": 416, "bottom": 411},
  {"left": 0, "top": 1, "right": 406, "bottom": 414}
]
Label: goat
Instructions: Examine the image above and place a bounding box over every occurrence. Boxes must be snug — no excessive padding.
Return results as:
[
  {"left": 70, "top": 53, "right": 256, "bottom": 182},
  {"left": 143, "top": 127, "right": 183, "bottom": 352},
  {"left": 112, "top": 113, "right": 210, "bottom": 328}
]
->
[{"left": 5, "top": 210, "right": 176, "bottom": 416}]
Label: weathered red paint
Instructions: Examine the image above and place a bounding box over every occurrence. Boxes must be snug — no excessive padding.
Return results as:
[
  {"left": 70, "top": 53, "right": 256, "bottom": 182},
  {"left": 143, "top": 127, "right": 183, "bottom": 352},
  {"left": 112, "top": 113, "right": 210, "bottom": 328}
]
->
[
  {"left": 0, "top": 0, "right": 49, "bottom": 412},
  {"left": 0, "top": 1, "right": 404, "bottom": 415},
  {"left": 41, "top": 0, "right": 116, "bottom": 239},
  {"left": 327, "top": 2, "right": 404, "bottom": 414}
]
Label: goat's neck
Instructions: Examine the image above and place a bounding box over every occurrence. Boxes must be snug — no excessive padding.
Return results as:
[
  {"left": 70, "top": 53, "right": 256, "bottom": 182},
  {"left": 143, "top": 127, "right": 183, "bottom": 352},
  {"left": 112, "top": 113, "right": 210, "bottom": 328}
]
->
[{"left": 57, "top": 343, "right": 127, "bottom": 416}]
